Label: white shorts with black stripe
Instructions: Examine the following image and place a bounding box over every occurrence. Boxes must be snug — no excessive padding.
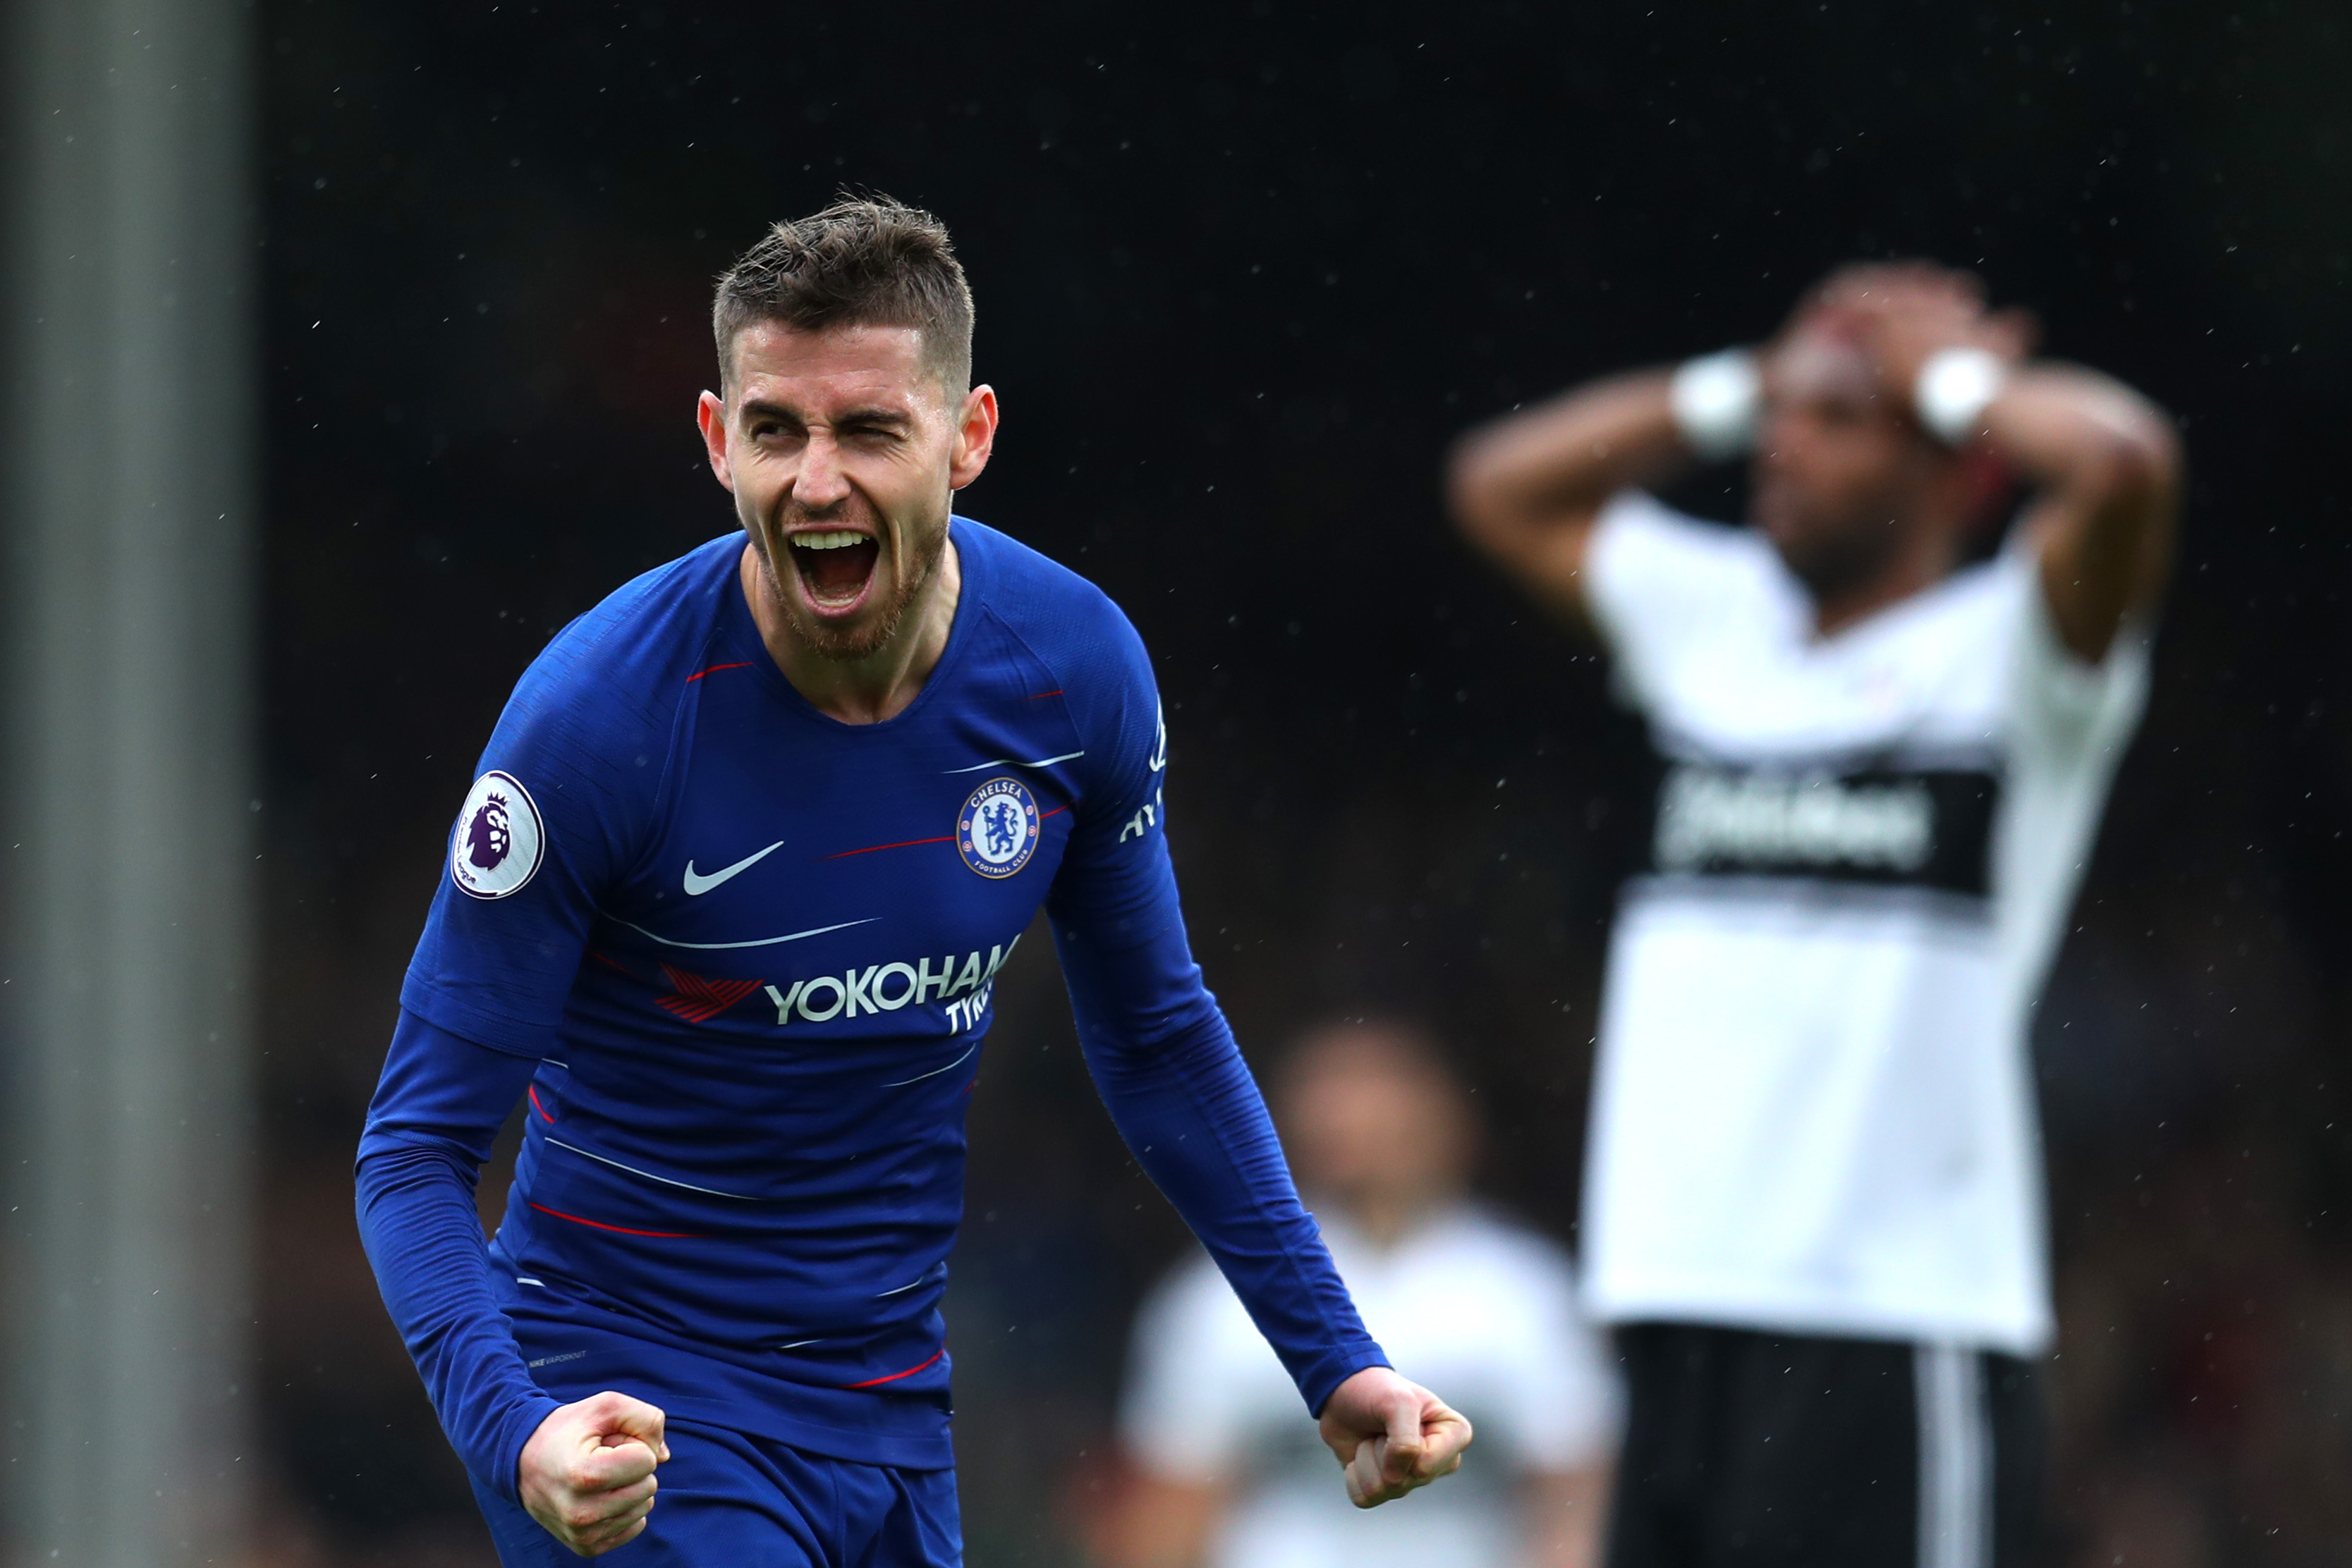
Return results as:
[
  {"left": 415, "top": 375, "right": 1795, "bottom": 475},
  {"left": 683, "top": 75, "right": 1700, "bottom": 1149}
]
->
[{"left": 1605, "top": 1323, "right": 2043, "bottom": 1568}]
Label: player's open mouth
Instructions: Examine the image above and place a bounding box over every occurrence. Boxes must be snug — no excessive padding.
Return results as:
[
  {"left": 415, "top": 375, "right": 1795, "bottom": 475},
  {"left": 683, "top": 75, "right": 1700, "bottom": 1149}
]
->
[{"left": 786, "top": 529, "right": 882, "bottom": 611}]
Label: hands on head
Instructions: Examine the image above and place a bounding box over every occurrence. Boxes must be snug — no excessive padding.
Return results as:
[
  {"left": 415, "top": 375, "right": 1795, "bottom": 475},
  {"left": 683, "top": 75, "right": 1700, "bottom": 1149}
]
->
[
  {"left": 1317, "top": 1366, "right": 1473, "bottom": 1509},
  {"left": 1784, "top": 259, "right": 2040, "bottom": 394},
  {"left": 518, "top": 1392, "right": 671, "bottom": 1557}
]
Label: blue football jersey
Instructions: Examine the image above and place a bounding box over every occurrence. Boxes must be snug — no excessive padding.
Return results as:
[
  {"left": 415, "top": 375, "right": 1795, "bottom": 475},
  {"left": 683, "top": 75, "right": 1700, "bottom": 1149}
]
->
[{"left": 362, "top": 517, "right": 1382, "bottom": 1492}]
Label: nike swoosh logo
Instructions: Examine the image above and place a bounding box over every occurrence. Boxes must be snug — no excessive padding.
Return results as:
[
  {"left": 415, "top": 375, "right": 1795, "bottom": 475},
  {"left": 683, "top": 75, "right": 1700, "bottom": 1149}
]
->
[{"left": 682, "top": 841, "right": 784, "bottom": 896}]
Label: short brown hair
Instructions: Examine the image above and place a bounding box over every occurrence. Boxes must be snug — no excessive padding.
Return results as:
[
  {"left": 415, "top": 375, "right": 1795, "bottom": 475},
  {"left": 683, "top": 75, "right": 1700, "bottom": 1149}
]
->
[{"left": 711, "top": 195, "right": 973, "bottom": 394}]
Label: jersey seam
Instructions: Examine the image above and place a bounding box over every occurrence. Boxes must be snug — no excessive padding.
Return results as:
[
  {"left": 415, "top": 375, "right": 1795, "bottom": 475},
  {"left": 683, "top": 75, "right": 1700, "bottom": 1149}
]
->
[
  {"left": 971, "top": 597, "right": 1098, "bottom": 804},
  {"left": 400, "top": 975, "right": 561, "bottom": 1058},
  {"left": 619, "top": 612, "right": 726, "bottom": 892}
]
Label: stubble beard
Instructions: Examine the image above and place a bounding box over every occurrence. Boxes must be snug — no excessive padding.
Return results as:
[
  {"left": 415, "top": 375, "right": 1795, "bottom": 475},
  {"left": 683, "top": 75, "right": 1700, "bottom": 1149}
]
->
[
  {"left": 1758, "top": 470, "right": 1920, "bottom": 609},
  {"left": 759, "top": 506, "right": 949, "bottom": 665}
]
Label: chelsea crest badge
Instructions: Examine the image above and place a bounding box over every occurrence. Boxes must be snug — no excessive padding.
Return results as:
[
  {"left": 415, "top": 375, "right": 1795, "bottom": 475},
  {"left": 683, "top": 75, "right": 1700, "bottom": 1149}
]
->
[{"left": 958, "top": 776, "right": 1040, "bottom": 878}]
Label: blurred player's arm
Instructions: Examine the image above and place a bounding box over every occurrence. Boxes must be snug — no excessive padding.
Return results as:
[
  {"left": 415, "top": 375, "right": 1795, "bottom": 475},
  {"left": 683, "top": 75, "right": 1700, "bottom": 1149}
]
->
[
  {"left": 1446, "top": 369, "right": 1690, "bottom": 623},
  {"left": 1047, "top": 608, "right": 1469, "bottom": 1508},
  {"left": 1522, "top": 1464, "right": 1611, "bottom": 1568},
  {"left": 1970, "top": 372, "right": 2176, "bottom": 663},
  {"left": 1846, "top": 268, "right": 2180, "bottom": 661},
  {"left": 1090, "top": 1469, "right": 1226, "bottom": 1568}
]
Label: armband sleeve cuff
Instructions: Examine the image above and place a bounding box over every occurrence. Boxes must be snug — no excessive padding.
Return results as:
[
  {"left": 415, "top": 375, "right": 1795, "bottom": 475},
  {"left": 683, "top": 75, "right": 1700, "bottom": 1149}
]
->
[
  {"left": 1669, "top": 348, "right": 1762, "bottom": 460},
  {"left": 487, "top": 1392, "right": 566, "bottom": 1506},
  {"left": 1915, "top": 346, "right": 2007, "bottom": 446},
  {"left": 1300, "top": 1342, "right": 1394, "bottom": 1419}
]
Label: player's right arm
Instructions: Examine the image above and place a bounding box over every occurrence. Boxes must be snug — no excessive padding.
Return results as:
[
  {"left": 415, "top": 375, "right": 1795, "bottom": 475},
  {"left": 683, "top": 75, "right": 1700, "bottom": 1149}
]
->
[
  {"left": 355, "top": 613, "right": 678, "bottom": 1554},
  {"left": 1446, "top": 369, "right": 1690, "bottom": 624},
  {"left": 356, "top": 1016, "right": 669, "bottom": 1556}
]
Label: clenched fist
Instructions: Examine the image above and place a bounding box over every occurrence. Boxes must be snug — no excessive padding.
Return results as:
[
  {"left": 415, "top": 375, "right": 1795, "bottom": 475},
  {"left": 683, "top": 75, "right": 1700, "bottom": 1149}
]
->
[
  {"left": 1317, "top": 1366, "right": 1473, "bottom": 1508},
  {"left": 518, "top": 1391, "right": 671, "bottom": 1557}
]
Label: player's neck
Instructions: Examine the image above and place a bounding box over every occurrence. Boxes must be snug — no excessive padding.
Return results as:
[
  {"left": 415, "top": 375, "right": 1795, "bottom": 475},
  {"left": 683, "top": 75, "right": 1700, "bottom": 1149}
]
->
[
  {"left": 1344, "top": 1189, "right": 1451, "bottom": 1251},
  {"left": 741, "top": 539, "right": 963, "bottom": 725},
  {"left": 1808, "top": 526, "right": 1960, "bottom": 639}
]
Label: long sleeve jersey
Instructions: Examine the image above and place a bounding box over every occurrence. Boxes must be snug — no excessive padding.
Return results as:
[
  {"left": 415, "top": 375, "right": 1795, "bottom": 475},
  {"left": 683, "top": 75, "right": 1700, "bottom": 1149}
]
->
[{"left": 355, "top": 517, "right": 1386, "bottom": 1501}]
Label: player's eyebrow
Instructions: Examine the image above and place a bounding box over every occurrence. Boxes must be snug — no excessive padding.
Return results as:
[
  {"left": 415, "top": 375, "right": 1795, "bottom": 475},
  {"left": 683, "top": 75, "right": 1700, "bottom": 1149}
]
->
[
  {"left": 734, "top": 398, "right": 913, "bottom": 431},
  {"left": 733, "top": 396, "right": 803, "bottom": 427}
]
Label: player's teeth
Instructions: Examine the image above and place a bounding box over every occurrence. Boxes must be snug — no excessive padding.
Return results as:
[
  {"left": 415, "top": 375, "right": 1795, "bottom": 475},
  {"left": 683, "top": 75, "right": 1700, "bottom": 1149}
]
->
[{"left": 796, "top": 531, "right": 867, "bottom": 550}]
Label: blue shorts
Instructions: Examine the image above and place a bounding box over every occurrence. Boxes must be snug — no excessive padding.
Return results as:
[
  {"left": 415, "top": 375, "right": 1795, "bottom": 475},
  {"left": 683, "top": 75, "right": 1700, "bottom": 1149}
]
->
[{"left": 471, "top": 1416, "right": 961, "bottom": 1567}]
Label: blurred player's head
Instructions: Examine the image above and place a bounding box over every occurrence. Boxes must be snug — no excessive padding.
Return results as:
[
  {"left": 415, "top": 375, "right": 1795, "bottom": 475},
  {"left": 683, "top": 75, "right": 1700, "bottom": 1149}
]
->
[
  {"left": 1276, "top": 1019, "right": 1475, "bottom": 1241},
  {"left": 1752, "top": 262, "right": 2015, "bottom": 606},
  {"left": 698, "top": 196, "right": 993, "bottom": 663}
]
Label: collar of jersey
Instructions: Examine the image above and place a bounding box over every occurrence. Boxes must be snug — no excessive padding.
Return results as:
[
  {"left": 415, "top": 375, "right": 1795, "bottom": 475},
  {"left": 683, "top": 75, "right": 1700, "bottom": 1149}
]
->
[{"left": 721, "top": 514, "right": 989, "bottom": 734}]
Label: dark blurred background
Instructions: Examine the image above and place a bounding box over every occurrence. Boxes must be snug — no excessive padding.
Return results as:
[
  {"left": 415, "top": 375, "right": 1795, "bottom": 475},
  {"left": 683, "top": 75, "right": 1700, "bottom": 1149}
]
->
[{"left": 251, "top": 4, "right": 2350, "bottom": 1564}]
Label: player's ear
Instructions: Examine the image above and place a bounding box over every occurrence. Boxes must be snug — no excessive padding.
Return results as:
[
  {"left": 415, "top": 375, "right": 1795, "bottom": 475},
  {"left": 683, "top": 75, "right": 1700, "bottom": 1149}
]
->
[
  {"left": 697, "top": 389, "right": 736, "bottom": 492},
  {"left": 949, "top": 384, "right": 998, "bottom": 492}
]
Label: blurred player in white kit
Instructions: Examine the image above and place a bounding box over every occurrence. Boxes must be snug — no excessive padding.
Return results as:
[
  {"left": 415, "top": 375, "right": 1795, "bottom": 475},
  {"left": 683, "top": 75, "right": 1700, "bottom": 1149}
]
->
[
  {"left": 1450, "top": 263, "right": 2177, "bottom": 1568},
  {"left": 1101, "top": 1020, "right": 1621, "bottom": 1568}
]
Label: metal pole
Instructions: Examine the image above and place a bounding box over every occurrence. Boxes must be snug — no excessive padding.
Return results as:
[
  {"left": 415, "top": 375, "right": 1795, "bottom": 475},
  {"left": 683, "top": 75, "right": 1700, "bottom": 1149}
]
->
[{"left": 2, "top": 0, "right": 257, "bottom": 1563}]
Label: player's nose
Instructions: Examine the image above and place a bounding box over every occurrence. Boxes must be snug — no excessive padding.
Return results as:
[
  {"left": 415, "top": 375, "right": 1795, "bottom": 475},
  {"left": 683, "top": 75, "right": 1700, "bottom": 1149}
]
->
[{"left": 792, "top": 431, "right": 854, "bottom": 508}]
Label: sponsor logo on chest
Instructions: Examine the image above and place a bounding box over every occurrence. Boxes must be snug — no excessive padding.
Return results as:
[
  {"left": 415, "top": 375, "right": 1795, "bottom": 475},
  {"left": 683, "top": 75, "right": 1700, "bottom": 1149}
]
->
[
  {"left": 759, "top": 936, "right": 1021, "bottom": 1034},
  {"left": 1650, "top": 757, "right": 2001, "bottom": 898}
]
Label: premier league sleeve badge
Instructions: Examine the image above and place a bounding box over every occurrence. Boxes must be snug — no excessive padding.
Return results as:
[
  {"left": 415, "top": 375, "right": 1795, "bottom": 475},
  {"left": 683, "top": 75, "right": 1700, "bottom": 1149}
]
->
[
  {"left": 450, "top": 770, "right": 546, "bottom": 899},
  {"left": 957, "top": 777, "right": 1041, "bottom": 878}
]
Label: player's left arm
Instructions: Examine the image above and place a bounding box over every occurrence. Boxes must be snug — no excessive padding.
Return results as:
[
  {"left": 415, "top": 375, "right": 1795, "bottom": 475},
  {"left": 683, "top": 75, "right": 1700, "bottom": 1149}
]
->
[
  {"left": 1988, "top": 365, "right": 2179, "bottom": 661},
  {"left": 1521, "top": 1466, "right": 1612, "bottom": 1568},
  {"left": 1043, "top": 606, "right": 1470, "bottom": 1508},
  {"left": 1852, "top": 266, "right": 2181, "bottom": 661}
]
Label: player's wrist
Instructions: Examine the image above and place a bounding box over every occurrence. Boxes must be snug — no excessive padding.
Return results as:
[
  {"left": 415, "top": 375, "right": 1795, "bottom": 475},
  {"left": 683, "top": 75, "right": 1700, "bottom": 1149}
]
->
[
  {"left": 506, "top": 1401, "right": 573, "bottom": 1504},
  {"left": 1307, "top": 1346, "right": 1395, "bottom": 1419},
  {"left": 1912, "top": 345, "right": 2008, "bottom": 446},
  {"left": 1669, "top": 348, "right": 1762, "bottom": 462}
]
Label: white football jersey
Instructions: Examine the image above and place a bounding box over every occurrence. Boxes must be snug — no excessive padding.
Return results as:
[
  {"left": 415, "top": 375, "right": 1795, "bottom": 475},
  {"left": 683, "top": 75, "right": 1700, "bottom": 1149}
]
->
[
  {"left": 1119, "top": 1205, "right": 1619, "bottom": 1568},
  {"left": 1578, "top": 491, "right": 2150, "bottom": 1355}
]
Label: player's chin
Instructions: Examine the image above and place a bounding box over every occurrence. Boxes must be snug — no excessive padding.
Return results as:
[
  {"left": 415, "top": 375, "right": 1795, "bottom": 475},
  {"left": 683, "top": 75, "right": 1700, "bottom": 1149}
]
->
[
  {"left": 782, "top": 584, "right": 901, "bottom": 664},
  {"left": 1752, "top": 489, "right": 1803, "bottom": 550}
]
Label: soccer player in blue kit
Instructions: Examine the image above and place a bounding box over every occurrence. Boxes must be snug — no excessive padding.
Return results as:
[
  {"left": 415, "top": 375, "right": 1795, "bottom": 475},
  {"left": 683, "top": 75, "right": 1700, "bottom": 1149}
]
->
[{"left": 355, "top": 196, "right": 1473, "bottom": 1564}]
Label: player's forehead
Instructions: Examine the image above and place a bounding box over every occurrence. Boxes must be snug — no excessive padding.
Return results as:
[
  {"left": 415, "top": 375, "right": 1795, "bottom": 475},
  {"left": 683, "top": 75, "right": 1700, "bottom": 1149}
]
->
[
  {"left": 1282, "top": 1027, "right": 1451, "bottom": 1100},
  {"left": 725, "top": 319, "right": 940, "bottom": 416},
  {"left": 1766, "top": 326, "right": 1881, "bottom": 414}
]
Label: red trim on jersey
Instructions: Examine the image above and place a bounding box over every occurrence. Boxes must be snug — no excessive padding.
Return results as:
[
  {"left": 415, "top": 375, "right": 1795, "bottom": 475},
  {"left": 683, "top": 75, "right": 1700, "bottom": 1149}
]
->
[
  {"left": 823, "top": 804, "right": 1068, "bottom": 862},
  {"left": 686, "top": 661, "right": 754, "bottom": 683},
  {"left": 528, "top": 1085, "right": 555, "bottom": 1124},
  {"left": 838, "top": 1347, "right": 946, "bottom": 1389},
  {"left": 823, "top": 833, "right": 956, "bottom": 860},
  {"left": 655, "top": 964, "right": 764, "bottom": 1024},
  {"left": 1025, "top": 689, "right": 1064, "bottom": 699},
  {"left": 528, "top": 1202, "right": 701, "bottom": 1239}
]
